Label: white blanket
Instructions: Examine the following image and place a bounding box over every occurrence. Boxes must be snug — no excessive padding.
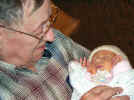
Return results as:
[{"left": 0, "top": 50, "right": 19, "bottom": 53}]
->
[{"left": 69, "top": 60, "right": 134, "bottom": 100}]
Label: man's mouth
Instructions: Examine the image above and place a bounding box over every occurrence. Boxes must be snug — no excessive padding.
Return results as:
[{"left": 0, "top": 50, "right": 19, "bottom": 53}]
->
[
  {"left": 37, "top": 42, "right": 46, "bottom": 50},
  {"left": 38, "top": 45, "right": 45, "bottom": 50}
]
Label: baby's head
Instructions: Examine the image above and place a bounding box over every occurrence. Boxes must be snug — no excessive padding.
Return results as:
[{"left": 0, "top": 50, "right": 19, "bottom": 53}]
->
[{"left": 89, "top": 45, "right": 129, "bottom": 72}]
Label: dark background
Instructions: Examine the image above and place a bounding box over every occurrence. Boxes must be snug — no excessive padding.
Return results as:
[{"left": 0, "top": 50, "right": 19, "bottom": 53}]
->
[{"left": 53, "top": 0, "right": 134, "bottom": 66}]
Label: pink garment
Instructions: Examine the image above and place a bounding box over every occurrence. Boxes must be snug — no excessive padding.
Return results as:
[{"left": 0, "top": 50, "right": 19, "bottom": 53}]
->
[{"left": 112, "top": 60, "right": 132, "bottom": 76}]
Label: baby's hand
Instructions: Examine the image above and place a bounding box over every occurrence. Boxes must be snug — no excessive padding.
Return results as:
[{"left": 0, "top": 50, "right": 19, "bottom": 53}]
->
[
  {"left": 80, "top": 57, "right": 90, "bottom": 67},
  {"left": 79, "top": 57, "right": 97, "bottom": 74}
]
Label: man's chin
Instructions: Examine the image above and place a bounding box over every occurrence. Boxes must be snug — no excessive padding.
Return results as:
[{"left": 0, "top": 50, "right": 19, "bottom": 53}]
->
[{"left": 34, "top": 53, "right": 43, "bottom": 61}]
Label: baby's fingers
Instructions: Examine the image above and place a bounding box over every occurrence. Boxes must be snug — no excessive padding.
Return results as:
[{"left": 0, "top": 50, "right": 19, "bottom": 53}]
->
[
  {"left": 80, "top": 58, "right": 83, "bottom": 65},
  {"left": 86, "top": 60, "right": 91, "bottom": 67},
  {"left": 82, "top": 57, "right": 87, "bottom": 67},
  {"left": 79, "top": 57, "right": 90, "bottom": 67}
]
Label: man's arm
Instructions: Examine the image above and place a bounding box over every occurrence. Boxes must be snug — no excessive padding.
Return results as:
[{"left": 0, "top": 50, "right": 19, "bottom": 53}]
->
[
  {"left": 69, "top": 38, "right": 90, "bottom": 60},
  {"left": 53, "top": 29, "right": 90, "bottom": 63}
]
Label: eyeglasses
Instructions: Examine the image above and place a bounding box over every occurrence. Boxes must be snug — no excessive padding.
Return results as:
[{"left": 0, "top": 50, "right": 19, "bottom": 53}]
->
[
  {"left": 0, "top": 22, "right": 50, "bottom": 41},
  {"left": 0, "top": 21, "right": 49, "bottom": 43},
  {"left": 0, "top": 6, "right": 60, "bottom": 42}
]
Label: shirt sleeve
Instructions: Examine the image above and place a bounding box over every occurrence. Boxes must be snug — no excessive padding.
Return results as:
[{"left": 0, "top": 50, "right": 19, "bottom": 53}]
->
[
  {"left": 53, "top": 29, "right": 90, "bottom": 64},
  {"left": 55, "top": 29, "right": 90, "bottom": 61},
  {"left": 68, "top": 37, "right": 90, "bottom": 60}
]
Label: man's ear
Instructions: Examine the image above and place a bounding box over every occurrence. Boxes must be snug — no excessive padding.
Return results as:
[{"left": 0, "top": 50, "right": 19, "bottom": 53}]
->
[{"left": 112, "top": 55, "right": 123, "bottom": 66}]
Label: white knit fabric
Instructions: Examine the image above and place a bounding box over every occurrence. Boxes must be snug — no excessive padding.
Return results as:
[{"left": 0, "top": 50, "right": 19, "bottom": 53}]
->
[
  {"left": 88, "top": 45, "right": 129, "bottom": 62},
  {"left": 69, "top": 60, "right": 134, "bottom": 100}
]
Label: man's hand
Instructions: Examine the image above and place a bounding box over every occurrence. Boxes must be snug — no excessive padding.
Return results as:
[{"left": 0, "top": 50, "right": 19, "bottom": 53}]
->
[{"left": 80, "top": 85, "right": 130, "bottom": 100}]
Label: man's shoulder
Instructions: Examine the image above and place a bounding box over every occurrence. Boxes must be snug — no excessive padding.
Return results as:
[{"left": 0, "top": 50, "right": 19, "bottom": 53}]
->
[
  {"left": 53, "top": 29, "right": 67, "bottom": 39},
  {"left": 53, "top": 29, "right": 72, "bottom": 44},
  {"left": 52, "top": 29, "right": 74, "bottom": 51},
  {"left": 46, "top": 29, "right": 73, "bottom": 55},
  {"left": 43, "top": 29, "right": 74, "bottom": 67}
]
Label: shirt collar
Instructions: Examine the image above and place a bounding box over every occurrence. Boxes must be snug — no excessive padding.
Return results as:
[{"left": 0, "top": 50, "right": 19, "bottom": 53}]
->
[
  {"left": 0, "top": 60, "right": 16, "bottom": 74},
  {"left": 0, "top": 60, "right": 39, "bottom": 75}
]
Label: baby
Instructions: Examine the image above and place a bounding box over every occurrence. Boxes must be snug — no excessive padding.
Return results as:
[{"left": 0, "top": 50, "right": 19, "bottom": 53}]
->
[{"left": 69, "top": 45, "right": 134, "bottom": 100}]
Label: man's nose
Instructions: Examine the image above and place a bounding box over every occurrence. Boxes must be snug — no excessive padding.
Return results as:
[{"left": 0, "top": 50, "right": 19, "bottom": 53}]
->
[{"left": 45, "top": 28, "right": 55, "bottom": 42}]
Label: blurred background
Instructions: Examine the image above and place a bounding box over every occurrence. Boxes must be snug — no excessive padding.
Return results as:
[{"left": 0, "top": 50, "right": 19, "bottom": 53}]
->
[{"left": 52, "top": 0, "right": 134, "bottom": 65}]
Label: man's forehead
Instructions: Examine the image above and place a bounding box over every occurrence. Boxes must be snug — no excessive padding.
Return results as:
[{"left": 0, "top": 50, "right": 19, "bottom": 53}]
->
[
  {"left": 23, "top": 0, "right": 51, "bottom": 17},
  {"left": 21, "top": 0, "right": 51, "bottom": 33},
  {"left": 23, "top": 0, "right": 51, "bottom": 24},
  {"left": 32, "top": 0, "right": 51, "bottom": 15}
]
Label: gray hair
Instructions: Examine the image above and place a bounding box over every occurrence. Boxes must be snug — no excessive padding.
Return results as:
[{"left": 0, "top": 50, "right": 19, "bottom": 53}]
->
[
  {"left": 89, "top": 45, "right": 129, "bottom": 62},
  {"left": 0, "top": 0, "right": 44, "bottom": 26}
]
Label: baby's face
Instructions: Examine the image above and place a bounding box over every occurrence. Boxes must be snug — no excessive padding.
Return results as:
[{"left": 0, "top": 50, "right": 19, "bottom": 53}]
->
[{"left": 91, "top": 50, "right": 116, "bottom": 72}]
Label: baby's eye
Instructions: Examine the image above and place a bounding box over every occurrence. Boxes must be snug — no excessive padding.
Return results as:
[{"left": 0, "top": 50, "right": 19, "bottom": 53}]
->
[{"left": 95, "top": 58, "right": 102, "bottom": 63}]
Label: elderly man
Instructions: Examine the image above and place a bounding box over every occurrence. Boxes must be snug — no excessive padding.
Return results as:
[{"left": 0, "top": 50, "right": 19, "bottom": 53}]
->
[{"left": 0, "top": 0, "right": 130, "bottom": 100}]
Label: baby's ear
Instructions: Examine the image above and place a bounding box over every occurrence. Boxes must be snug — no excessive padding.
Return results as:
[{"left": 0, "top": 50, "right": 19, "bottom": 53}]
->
[{"left": 112, "top": 55, "right": 123, "bottom": 66}]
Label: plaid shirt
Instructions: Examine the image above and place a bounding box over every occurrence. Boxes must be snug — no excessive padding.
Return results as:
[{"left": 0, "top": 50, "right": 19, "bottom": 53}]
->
[{"left": 0, "top": 29, "right": 90, "bottom": 100}]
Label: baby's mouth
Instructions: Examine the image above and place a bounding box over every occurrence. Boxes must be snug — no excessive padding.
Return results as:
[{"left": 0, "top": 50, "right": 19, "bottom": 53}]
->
[
  {"left": 96, "top": 65, "right": 103, "bottom": 68},
  {"left": 90, "top": 70, "right": 113, "bottom": 84}
]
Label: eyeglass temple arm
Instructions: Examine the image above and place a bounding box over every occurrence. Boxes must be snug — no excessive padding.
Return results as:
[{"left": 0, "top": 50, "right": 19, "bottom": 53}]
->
[{"left": 0, "top": 24, "right": 40, "bottom": 40}]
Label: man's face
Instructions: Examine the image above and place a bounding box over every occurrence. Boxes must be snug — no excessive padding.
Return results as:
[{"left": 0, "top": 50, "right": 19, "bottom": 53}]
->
[
  {"left": 0, "top": 0, "right": 54, "bottom": 67},
  {"left": 92, "top": 50, "right": 116, "bottom": 72}
]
